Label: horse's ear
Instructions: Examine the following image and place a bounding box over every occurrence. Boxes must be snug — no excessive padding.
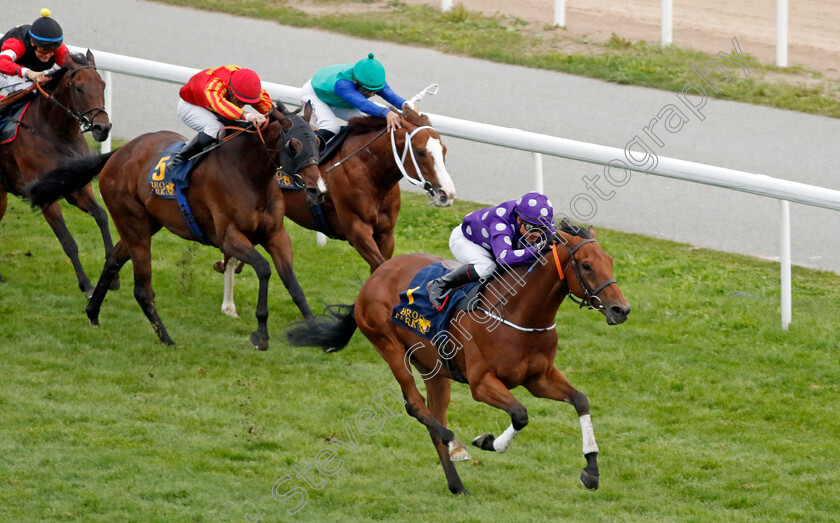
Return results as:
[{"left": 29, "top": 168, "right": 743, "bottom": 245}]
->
[
  {"left": 65, "top": 53, "right": 80, "bottom": 69},
  {"left": 86, "top": 49, "right": 96, "bottom": 66},
  {"left": 274, "top": 100, "right": 289, "bottom": 115},
  {"left": 302, "top": 101, "right": 313, "bottom": 123}
]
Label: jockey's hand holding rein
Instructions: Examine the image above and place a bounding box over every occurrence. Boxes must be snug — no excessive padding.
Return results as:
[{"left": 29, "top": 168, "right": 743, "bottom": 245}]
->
[
  {"left": 245, "top": 111, "right": 267, "bottom": 128},
  {"left": 23, "top": 69, "right": 48, "bottom": 84},
  {"left": 385, "top": 110, "right": 401, "bottom": 132}
]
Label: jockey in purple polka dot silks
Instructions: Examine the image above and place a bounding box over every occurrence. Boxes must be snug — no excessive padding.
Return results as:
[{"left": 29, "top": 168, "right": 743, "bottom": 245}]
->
[{"left": 427, "top": 191, "right": 557, "bottom": 308}]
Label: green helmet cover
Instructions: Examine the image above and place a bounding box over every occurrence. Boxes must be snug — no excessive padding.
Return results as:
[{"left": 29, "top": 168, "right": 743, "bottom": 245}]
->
[{"left": 352, "top": 53, "right": 386, "bottom": 91}]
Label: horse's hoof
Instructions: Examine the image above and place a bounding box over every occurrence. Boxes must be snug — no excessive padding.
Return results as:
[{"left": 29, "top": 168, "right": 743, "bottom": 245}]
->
[
  {"left": 580, "top": 469, "right": 600, "bottom": 491},
  {"left": 449, "top": 485, "right": 471, "bottom": 496},
  {"left": 323, "top": 346, "right": 344, "bottom": 354},
  {"left": 472, "top": 433, "right": 496, "bottom": 452},
  {"left": 84, "top": 288, "right": 95, "bottom": 300},
  {"left": 221, "top": 306, "right": 239, "bottom": 319},
  {"left": 234, "top": 261, "right": 245, "bottom": 274},
  {"left": 88, "top": 318, "right": 99, "bottom": 327},
  {"left": 250, "top": 332, "right": 269, "bottom": 351},
  {"left": 449, "top": 438, "right": 472, "bottom": 461},
  {"left": 213, "top": 260, "right": 226, "bottom": 274},
  {"left": 109, "top": 277, "right": 120, "bottom": 291}
]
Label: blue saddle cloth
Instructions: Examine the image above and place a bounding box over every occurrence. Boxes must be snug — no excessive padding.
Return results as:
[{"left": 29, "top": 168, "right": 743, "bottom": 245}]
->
[
  {"left": 148, "top": 142, "right": 209, "bottom": 244},
  {"left": 392, "top": 262, "right": 480, "bottom": 340},
  {"left": 148, "top": 142, "right": 199, "bottom": 198}
]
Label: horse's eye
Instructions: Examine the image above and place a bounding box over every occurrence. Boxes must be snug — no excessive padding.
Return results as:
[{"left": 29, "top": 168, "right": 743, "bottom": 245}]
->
[
  {"left": 75, "top": 85, "right": 83, "bottom": 93},
  {"left": 582, "top": 262, "right": 592, "bottom": 272},
  {"left": 416, "top": 150, "right": 427, "bottom": 157}
]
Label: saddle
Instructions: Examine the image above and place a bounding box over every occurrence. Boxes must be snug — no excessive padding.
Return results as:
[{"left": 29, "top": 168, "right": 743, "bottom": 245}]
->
[{"left": 318, "top": 125, "right": 352, "bottom": 165}]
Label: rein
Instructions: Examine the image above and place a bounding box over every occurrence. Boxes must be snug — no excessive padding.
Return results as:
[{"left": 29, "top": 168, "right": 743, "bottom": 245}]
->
[
  {"left": 474, "top": 236, "right": 618, "bottom": 332},
  {"left": 324, "top": 128, "right": 387, "bottom": 173}
]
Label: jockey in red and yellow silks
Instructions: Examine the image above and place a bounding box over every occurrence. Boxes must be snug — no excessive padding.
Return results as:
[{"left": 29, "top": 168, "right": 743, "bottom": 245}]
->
[{"left": 172, "top": 65, "right": 274, "bottom": 165}]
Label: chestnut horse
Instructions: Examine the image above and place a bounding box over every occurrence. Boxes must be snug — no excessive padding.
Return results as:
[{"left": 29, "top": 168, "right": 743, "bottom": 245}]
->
[
  {"left": 218, "top": 107, "right": 456, "bottom": 318},
  {"left": 0, "top": 51, "right": 112, "bottom": 293},
  {"left": 286, "top": 223, "right": 630, "bottom": 494},
  {"left": 26, "top": 104, "right": 325, "bottom": 350}
]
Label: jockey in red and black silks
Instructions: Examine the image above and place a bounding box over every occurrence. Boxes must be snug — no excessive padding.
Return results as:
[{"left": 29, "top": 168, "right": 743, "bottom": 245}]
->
[{"left": 0, "top": 9, "right": 69, "bottom": 95}]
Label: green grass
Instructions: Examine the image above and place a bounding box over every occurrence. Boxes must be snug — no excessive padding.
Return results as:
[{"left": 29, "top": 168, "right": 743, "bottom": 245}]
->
[
  {"left": 0, "top": 190, "right": 838, "bottom": 521},
  {"left": 151, "top": 0, "right": 840, "bottom": 118}
]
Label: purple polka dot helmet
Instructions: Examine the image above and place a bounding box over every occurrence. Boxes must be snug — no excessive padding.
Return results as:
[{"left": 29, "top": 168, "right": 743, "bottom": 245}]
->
[{"left": 515, "top": 192, "right": 554, "bottom": 226}]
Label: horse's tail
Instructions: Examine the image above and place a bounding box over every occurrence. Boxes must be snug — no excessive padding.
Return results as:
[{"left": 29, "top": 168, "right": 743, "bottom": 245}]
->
[
  {"left": 286, "top": 304, "right": 358, "bottom": 353},
  {"left": 24, "top": 150, "right": 116, "bottom": 207}
]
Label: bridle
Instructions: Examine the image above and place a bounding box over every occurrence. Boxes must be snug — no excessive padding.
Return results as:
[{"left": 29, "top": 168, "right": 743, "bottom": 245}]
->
[
  {"left": 216, "top": 112, "right": 319, "bottom": 185},
  {"left": 320, "top": 122, "right": 439, "bottom": 199},
  {"left": 475, "top": 236, "right": 617, "bottom": 332},
  {"left": 389, "top": 125, "right": 438, "bottom": 200},
  {"left": 34, "top": 66, "right": 108, "bottom": 133},
  {"left": 551, "top": 239, "right": 617, "bottom": 310}
]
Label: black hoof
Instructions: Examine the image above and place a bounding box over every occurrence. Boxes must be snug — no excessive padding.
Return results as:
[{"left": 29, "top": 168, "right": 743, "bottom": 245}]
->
[
  {"left": 449, "top": 485, "right": 471, "bottom": 496},
  {"left": 84, "top": 287, "right": 95, "bottom": 300},
  {"left": 109, "top": 277, "right": 121, "bottom": 291},
  {"left": 251, "top": 331, "right": 268, "bottom": 351},
  {"left": 212, "top": 260, "right": 226, "bottom": 274},
  {"left": 580, "top": 469, "right": 599, "bottom": 490},
  {"left": 471, "top": 433, "right": 496, "bottom": 452}
]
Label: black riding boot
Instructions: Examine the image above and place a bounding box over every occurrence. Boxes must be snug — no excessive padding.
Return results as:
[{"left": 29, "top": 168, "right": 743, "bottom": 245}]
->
[
  {"left": 427, "top": 264, "right": 480, "bottom": 309},
  {"left": 314, "top": 129, "right": 335, "bottom": 154},
  {"left": 171, "top": 132, "right": 217, "bottom": 166}
]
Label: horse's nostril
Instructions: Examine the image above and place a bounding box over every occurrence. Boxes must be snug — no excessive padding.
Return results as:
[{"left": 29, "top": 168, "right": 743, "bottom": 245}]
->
[{"left": 611, "top": 305, "right": 627, "bottom": 317}]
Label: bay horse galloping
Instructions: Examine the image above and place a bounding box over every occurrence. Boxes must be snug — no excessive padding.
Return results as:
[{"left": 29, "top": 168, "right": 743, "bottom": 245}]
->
[
  {"left": 0, "top": 51, "right": 112, "bottom": 293},
  {"left": 218, "top": 106, "right": 456, "bottom": 318},
  {"left": 26, "top": 103, "right": 325, "bottom": 350},
  {"left": 286, "top": 223, "right": 630, "bottom": 494}
]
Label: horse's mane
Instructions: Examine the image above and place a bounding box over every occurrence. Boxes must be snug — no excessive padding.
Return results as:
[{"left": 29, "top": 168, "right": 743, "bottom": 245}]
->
[
  {"left": 557, "top": 220, "right": 591, "bottom": 239},
  {"left": 347, "top": 107, "right": 432, "bottom": 135},
  {"left": 43, "top": 54, "right": 90, "bottom": 91}
]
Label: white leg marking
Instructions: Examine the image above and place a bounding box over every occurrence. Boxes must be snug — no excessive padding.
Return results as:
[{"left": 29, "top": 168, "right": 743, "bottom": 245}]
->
[
  {"left": 580, "top": 414, "right": 599, "bottom": 455},
  {"left": 316, "top": 232, "right": 327, "bottom": 246},
  {"left": 492, "top": 424, "right": 520, "bottom": 453},
  {"left": 222, "top": 259, "right": 239, "bottom": 318}
]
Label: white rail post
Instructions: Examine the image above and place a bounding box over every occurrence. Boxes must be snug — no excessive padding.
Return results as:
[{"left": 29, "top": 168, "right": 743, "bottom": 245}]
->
[
  {"left": 554, "top": 0, "right": 566, "bottom": 27},
  {"left": 532, "top": 152, "right": 543, "bottom": 193},
  {"left": 780, "top": 200, "right": 792, "bottom": 330},
  {"left": 441, "top": 0, "right": 452, "bottom": 13},
  {"left": 102, "top": 71, "right": 112, "bottom": 153},
  {"left": 661, "top": 0, "right": 673, "bottom": 46},
  {"left": 777, "top": 0, "right": 788, "bottom": 67}
]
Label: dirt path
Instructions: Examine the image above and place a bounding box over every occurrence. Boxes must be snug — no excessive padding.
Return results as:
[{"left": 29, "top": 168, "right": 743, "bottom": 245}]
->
[{"left": 401, "top": 0, "right": 840, "bottom": 79}]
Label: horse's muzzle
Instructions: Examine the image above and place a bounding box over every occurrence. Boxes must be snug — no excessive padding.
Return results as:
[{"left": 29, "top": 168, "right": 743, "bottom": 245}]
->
[
  {"left": 432, "top": 188, "right": 454, "bottom": 207},
  {"left": 603, "top": 303, "right": 631, "bottom": 325},
  {"left": 91, "top": 123, "right": 111, "bottom": 142},
  {"left": 306, "top": 186, "right": 326, "bottom": 206}
]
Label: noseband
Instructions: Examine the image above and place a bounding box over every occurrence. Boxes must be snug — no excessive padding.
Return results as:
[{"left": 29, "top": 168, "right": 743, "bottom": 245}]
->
[
  {"left": 551, "top": 239, "right": 617, "bottom": 310},
  {"left": 390, "top": 125, "right": 437, "bottom": 199},
  {"left": 35, "top": 66, "right": 108, "bottom": 133}
]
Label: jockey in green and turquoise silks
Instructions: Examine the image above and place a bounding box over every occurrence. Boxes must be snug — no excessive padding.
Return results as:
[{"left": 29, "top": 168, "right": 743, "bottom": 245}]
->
[{"left": 301, "top": 53, "right": 415, "bottom": 145}]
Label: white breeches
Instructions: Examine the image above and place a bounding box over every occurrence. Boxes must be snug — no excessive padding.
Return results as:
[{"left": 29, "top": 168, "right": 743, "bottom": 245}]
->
[
  {"left": 177, "top": 99, "right": 224, "bottom": 139},
  {"left": 300, "top": 79, "right": 383, "bottom": 134},
  {"left": 0, "top": 74, "right": 33, "bottom": 94},
  {"left": 449, "top": 226, "right": 496, "bottom": 278}
]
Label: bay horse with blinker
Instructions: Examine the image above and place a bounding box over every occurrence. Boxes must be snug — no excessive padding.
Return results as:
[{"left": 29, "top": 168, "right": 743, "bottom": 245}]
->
[
  {"left": 218, "top": 106, "right": 456, "bottom": 318},
  {"left": 26, "top": 102, "right": 325, "bottom": 350},
  {"left": 0, "top": 51, "right": 113, "bottom": 294},
  {"left": 286, "top": 222, "right": 630, "bottom": 494}
]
